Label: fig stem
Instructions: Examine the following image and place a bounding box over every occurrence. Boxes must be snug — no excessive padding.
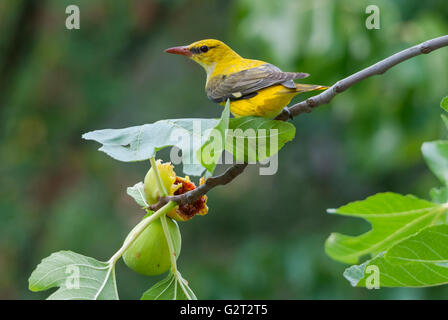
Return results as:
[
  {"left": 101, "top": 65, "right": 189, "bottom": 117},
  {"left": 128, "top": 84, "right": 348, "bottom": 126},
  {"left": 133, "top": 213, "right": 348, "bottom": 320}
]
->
[
  {"left": 150, "top": 157, "right": 169, "bottom": 197},
  {"left": 161, "top": 214, "right": 192, "bottom": 299},
  {"left": 150, "top": 157, "right": 193, "bottom": 299},
  {"left": 160, "top": 215, "right": 179, "bottom": 274},
  {"left": 150, "top": 158, "right": 178, "bottom": 273},
  {"left": 107, "top": 201, "right": 177, "bottom": 265}
]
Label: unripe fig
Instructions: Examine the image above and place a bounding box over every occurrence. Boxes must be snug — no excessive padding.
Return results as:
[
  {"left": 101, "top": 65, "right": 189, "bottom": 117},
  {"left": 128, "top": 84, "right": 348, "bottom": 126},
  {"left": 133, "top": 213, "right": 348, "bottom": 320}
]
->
[
  {"left": 144, "top": 160, "right": 209, "bottom": 222},
  {"left": 123, "top": 216, "right": 181, "bottom": 276}
]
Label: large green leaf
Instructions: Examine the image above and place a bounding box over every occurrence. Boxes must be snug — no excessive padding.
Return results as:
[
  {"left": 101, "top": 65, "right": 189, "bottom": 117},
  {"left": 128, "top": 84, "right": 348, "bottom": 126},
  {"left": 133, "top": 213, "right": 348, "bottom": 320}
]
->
[
  {"left": 344, "top": 225, "right": 448, "bottom": 287},
  {"left": 141, "top": 271, "right": 196, "bottom": 300},
  {"left": 325, "top": 193, "right": 446, "bottom": 264},
  {"left": 422, "top": 141, "right": 448, "bottom": 186},
  {"left": 82, "top": 104, "right": 230, "bottom": 176},
  {"left": 197, "top": 100, "right": 230, "bottom": 175},
  {"left": 225, "top": 117, "right": 295, "bottom": 162},
  {"left": 386, "top": 224, "right": 448, "bottom": 263},
  {"left": 29, "top": 251, "right": 118, "bottom": 300}
]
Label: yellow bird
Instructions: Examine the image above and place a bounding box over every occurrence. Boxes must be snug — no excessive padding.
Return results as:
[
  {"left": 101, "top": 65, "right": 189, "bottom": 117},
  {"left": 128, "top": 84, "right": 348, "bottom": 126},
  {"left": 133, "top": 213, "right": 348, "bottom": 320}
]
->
[{"left": 165, "top": 39, "right": 327, "bottom": 118}]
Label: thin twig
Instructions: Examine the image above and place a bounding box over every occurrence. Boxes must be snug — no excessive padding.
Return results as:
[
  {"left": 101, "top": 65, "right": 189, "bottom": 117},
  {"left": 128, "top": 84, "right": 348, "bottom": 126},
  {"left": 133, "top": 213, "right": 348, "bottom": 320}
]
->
[
  {"left": 149, "top": 163, "right": 247, "bottom": 211},
  {"left": 275, "top": 35, "right": 448, "bottom": 120},
  {"left": 151, "top": 35, "right": 448, "bottom": 210}
]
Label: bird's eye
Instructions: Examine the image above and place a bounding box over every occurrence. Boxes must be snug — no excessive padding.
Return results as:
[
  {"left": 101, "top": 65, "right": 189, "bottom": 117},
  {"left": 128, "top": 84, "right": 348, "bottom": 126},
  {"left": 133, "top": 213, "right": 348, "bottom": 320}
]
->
[{"left": 200, "top": 45, "right": 209, "bottom": 53}]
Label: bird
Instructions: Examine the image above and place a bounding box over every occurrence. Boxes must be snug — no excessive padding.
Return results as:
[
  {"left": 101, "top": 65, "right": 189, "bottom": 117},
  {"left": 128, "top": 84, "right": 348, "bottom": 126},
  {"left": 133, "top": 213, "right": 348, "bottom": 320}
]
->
[{"left": 165, "top": 39, "right": 327, "bottom": 118}]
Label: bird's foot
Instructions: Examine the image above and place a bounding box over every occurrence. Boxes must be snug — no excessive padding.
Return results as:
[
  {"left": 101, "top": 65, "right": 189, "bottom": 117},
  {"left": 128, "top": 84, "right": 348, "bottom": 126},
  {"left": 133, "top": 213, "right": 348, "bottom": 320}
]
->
[{"left": 282, "top": 107, "right": 294, "bottom": 120}]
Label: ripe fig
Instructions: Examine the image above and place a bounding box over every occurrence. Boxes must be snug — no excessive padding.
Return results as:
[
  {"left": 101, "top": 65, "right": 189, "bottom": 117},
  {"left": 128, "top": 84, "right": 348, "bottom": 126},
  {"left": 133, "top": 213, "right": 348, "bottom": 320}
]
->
[
  {"left": 144, "top": 160, "right": 208, "bottom": 221},
  {"left": 144, "top": 160, "right": 179, "bottom": 204},
  {"left": 123, "top": 215, "right": 181, "bottom": 276}
]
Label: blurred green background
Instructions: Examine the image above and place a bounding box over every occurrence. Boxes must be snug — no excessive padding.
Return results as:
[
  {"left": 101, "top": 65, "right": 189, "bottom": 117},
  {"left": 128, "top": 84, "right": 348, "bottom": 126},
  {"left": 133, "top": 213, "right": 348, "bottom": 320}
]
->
[{"left": 1, "top": 0, "right": 448, "bottom": 299}]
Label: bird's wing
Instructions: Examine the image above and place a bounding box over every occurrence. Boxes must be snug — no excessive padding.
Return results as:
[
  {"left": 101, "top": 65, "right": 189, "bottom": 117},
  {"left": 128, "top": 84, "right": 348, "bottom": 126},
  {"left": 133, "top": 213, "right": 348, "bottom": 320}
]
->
[{"left": 206, "top": 64, "right": 309, "bottom": 103}]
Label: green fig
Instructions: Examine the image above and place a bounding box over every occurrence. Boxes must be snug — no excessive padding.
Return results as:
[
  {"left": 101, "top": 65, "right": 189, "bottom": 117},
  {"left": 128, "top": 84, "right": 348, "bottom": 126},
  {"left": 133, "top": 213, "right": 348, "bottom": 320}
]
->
[{"left": 123, "top": 215, "right": 181, "bottom": 276}]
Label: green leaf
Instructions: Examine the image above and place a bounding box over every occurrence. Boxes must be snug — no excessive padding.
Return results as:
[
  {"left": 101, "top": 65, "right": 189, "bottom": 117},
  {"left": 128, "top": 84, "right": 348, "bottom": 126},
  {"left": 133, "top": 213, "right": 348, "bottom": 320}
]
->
[
  {"left": 29, "top": 251, "right": 118, "bottom": 300},
  {"left": 325, "top": 192, "right": 445, "bottom": 264},
  {"left": 141, "top": 272, "right": 196, "bottom": 300},
  {"left": 345, "top": 225, "right": 448, "bottom": 287},
  {"left": 430, "top": 187, "right": 448, "bottom": 204},
  {"left": 127, "top": 182, "right": 148, "bottom": 207},
  {"left": 82, "top": 116, "right": 223, "bottom": 176},
  {"left": 225, "top": 117, "right": 296, "bottom": 162},
  {"left": 197, "top": 100, "right": 230, "bottom": 174},
  {"left": 422, "top": 141, "right": 448, "bottom": 186},
  {"left": 441, "top": 96, "right": 448, "bottom": 112},
  {"left": 386, "top": 224, "right": 448, "bottom": 263}
]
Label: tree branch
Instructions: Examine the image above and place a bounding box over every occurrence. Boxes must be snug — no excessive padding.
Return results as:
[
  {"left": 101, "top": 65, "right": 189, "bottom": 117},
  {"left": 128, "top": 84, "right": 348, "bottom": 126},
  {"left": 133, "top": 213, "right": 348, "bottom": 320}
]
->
[
  {"left": 149, "top": 163, "right": 248, "bottom": 211},
  {"left": 151, "top": 35, "right": 448, "bottom": 211},
  {"left": 275, "top": 35, "right": 448, "bottom": 120}
]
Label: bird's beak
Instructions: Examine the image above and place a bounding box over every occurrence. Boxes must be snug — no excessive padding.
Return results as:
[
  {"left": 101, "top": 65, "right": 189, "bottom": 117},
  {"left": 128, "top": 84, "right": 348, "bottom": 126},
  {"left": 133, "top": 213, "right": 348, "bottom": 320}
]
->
[{"left": 164, "top": 46, "right": 192, "bottom": 57}]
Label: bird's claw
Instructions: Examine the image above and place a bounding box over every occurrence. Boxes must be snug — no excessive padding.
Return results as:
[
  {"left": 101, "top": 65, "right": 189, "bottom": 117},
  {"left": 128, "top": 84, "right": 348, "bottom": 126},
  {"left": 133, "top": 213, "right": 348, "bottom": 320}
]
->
[{"left": 282, "top": 107, "right": 294, "bottom": 120}]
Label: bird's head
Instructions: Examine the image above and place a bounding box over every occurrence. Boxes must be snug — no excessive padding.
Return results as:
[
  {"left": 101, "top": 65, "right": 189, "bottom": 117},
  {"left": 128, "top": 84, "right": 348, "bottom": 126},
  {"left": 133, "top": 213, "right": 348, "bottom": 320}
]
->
[{"left": 165, "top": 39, "right": 240, "bottom": 76}]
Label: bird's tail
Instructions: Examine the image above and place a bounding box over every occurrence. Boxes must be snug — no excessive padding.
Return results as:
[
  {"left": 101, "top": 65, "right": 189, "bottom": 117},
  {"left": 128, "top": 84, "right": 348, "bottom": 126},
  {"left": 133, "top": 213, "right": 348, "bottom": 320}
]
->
[
  {"left": 294, "top": 84, "right": 329, "bottom": 93},
  {"left": 275, "top": 83, "right": 328, "bottom": 95}
]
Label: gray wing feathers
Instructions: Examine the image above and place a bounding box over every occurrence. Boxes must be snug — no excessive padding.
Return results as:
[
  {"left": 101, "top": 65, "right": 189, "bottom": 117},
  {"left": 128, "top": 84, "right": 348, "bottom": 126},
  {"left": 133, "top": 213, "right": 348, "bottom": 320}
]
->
[{"left": 206, "top": 64, "right": 309, "bottom": 103}]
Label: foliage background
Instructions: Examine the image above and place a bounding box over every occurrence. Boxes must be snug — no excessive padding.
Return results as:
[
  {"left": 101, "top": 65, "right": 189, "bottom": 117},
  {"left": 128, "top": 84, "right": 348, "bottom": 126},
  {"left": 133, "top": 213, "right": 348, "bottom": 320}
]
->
[{"left": 1, "top": 0, "right": 448, "bottom": 299}]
